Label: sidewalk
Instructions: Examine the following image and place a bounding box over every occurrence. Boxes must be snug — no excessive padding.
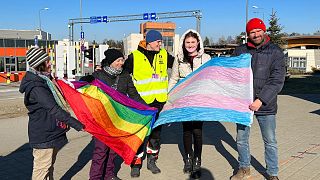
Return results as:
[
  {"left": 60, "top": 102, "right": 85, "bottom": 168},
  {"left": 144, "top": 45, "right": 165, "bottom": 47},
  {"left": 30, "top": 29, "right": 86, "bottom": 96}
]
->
[
  {"left": 0, "top": 82, "right": 20, "bottom": 92},
  {"left": 0, "top": 95, "right": 319, "bottom": 180}
]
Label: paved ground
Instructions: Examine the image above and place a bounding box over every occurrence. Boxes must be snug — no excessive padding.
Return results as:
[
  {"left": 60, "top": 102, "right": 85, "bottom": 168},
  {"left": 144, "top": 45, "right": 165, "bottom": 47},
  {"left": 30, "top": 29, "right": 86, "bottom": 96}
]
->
[
  {"left": 0, "top": 82, "right": 27, "bottom": 119},
  {"left": 0, "top": 94, "right": 319, "bottom": 180}
]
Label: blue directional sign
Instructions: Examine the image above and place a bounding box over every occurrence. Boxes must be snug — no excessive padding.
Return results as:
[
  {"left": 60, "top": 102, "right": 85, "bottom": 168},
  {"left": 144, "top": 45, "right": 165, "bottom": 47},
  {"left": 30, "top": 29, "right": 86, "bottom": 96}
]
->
[
  {"left": 150, "top": 13, "right": 157, "bottom": 20},
  {"left": 96, "top": 16, "right": 102, "bottom": 23},
  {"left": 80, "top": 32, "right": 84, "bottom": 39},
  {"left": 102, "top": 16, "right": 108, "bottom": 23},
  {"left": 143, "top": 13, "right": 149, "bottom": 20},
  {"left": 90, "top": 16, "right": 98, "bottom": 24}
]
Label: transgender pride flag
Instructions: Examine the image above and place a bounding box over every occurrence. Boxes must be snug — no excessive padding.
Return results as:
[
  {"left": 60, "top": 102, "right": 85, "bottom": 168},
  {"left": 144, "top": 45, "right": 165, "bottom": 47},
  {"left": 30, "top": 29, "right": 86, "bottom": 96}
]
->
[{"left": 154, "top": 53, "right": 254, "bottom": 128}]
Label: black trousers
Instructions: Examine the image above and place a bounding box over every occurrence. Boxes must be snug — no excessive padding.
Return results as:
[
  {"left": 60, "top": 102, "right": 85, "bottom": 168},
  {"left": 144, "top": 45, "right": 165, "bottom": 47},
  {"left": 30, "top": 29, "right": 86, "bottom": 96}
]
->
[
  {"left": 183, "top": 121, "right": 203, "bottom": 158},
  {"left": 131, "top": 101, "right": 164, "bottom": 168}
]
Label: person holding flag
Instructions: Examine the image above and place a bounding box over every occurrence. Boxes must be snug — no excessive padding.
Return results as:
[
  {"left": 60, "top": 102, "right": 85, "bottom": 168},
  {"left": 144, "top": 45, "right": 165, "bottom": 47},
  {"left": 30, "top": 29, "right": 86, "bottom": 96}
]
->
[{"left": 168, "top": 29, "right": 211, "bottom": 178}]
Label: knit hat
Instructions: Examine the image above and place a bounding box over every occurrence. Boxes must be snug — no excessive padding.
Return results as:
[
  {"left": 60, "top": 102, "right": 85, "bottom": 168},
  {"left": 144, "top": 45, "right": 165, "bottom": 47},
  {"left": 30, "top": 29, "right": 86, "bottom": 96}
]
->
[
  {"left": 146, "top": 30, "right": 162, "bottom": 43},
  {"left": 101, "top": 49, "right": 124, "bottom": 67},
  {"left": 26, "top": 47, "right": 50, "bottom": 68},
  {"left": 246, "top": 18, "right": 266, "bottom": 34}
]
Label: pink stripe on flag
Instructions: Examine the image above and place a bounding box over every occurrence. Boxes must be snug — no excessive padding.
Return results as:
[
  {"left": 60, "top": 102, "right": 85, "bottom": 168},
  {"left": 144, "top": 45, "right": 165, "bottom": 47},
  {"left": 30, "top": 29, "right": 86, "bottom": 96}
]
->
[
  {"left": 171, "top": 67, "right": 251, "bottom": 95},
  {"left": 163, "top": 94, "right": 252, "bottom": 113}
]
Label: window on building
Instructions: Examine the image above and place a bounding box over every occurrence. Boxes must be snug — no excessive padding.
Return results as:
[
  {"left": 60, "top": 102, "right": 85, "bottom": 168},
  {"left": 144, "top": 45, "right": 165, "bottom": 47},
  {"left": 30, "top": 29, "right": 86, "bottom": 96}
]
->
[
  {"left": 16, "top": 40, "right": 26, "bottom": 47},
  {"left": 0, "top": 39, "right": 4, "bottom": 47},
  {"left": 0, "top": 58, "right": 4, "bottom": 72},
  {"left": 17, "top": 57, "right": 26, "bottom": 71},
  {"left": 26, "top": 40, "right": 35, "bottom": 48},
  {"left": 5, "top": 57, "right": 16, "bottom": 64},
  {"left": 4, "top": 39, "right": 15, "bottom": 47},
  {"left": 38, "top": 40, "right": 46, "bottom": 48},
  {"left": 288, "top": 56, "right": 307, "bottom": 71}
]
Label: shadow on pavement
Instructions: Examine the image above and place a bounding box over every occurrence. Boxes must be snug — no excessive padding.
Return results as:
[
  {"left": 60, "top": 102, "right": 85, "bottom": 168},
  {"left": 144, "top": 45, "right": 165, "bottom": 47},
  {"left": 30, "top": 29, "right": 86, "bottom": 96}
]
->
[
  {"left": 60, "top": 138, "right": 94, "bottom": 180},
  {"left": 280, "top": 75, "right": 320, "bottom": 113},
  {"left": 161, "top": 121, "right": 266, "bottom": 178},
  {"left": 0, "top": 143, "right": 33, "bottom": 180},
  {"left": 186, "top": 167, "right": 215, "bottom": 180}
]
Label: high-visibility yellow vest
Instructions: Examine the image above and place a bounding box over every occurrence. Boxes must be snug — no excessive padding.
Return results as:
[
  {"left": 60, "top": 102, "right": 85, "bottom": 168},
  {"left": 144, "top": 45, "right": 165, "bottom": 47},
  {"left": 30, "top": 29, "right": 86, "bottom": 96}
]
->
[{"left": 132, "top": 49, "right": 168, "bottom": 104}]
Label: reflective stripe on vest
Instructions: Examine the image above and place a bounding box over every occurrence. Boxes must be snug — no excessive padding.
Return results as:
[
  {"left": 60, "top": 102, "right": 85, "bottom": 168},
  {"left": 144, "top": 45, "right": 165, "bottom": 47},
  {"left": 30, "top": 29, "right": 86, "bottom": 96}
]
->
[{"left": 132, "top": 49, "right": 168, "bottom": 104}]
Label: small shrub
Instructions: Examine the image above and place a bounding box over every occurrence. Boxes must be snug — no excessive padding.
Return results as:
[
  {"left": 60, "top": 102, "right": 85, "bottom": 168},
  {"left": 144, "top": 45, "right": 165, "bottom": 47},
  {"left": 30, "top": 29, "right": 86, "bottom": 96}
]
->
[
  {"left": 311, "top": 67, "right": 320, "bottom": 74},
  {"left": 288, "top": 68, "right": 305, "bottom": 75}
]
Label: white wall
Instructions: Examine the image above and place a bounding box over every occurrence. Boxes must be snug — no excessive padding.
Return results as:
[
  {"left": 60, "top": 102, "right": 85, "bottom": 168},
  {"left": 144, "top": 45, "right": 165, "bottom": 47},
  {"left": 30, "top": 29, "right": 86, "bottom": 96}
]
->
[
  {"left": 123, "top": 34, "right": 143, "bottom": 56},
  {"left": 55, "top": 40, "right": 89, "bottom": 79},
  {"left": 98, "top": 44, "right": 109, "bottom": 64},
  {"left": 173, "top": 34, "right": 180, "bottom": 57}
]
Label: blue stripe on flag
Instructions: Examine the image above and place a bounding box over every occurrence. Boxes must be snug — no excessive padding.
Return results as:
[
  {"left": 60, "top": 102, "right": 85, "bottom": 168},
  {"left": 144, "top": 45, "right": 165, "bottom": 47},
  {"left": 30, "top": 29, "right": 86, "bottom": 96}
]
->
[{"left": 154, "top": 106, "right": 253, "bottom": 128}]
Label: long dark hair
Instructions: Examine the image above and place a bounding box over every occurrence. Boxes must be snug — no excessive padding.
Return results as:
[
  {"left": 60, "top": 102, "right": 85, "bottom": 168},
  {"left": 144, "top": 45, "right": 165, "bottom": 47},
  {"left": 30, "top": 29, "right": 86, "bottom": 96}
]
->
[{"left": 182, "top": 31, "right": 200, "bottom": 63}]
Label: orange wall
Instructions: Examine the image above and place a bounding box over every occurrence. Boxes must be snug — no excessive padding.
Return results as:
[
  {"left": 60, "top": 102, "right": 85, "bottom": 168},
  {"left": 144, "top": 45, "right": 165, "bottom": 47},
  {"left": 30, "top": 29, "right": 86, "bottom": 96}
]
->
[
  {"left": 140, "top": 22, "right": 176, "bottom": 37},
  {"left": 0, "top": 47, "right": 28, "bottom": 57}
]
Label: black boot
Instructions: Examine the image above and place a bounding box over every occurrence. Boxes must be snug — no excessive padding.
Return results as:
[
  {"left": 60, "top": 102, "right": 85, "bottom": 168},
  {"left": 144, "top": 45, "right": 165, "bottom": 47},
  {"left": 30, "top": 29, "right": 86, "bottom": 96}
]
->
[
  {"left": 130, "top": 166, "right": 140, "bottom": 178},
  {"left": 183, "top": 154, "right": 193, "bottom": 174},
  {"left": 191, "top": 157, "right": 201, "bottom": 179},
  {"left": 147, "top": 153, "right": 161, "bottom": 174}
]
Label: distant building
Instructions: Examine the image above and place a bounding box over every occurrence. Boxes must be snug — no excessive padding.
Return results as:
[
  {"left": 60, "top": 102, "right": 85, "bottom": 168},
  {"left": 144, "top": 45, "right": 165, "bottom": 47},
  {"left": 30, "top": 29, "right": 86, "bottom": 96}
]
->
[
  {"left": 123, "top": 33, "right": 143, "bottom": 56},
  {"left": 0, "top": 29, "right": 51, "bottom": 40},
  {"left": 0, "top": 29, "right": 55, "bottom": 82},
  {"left": 140, "top": 22, "right": 176, "bottom": 54},
  {"left": 283, "top": 35, "right": 320, "bottom": 72},
  {"left": 123, "top": 22, "right": 179, "bottom": 57}
]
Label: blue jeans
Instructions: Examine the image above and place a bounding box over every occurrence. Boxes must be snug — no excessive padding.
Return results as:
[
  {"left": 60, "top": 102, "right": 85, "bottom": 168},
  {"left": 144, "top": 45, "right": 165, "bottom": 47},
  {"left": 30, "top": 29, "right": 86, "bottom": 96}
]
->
[{"left": 236, "top": 115, "right": 278, "bottom": 176}]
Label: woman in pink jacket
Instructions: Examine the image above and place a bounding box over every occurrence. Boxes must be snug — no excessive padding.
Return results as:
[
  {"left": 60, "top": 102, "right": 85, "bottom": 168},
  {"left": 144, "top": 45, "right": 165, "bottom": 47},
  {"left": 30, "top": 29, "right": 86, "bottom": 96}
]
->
[{"left": 168, "top": 29, "right": 211, "bottom": 178}]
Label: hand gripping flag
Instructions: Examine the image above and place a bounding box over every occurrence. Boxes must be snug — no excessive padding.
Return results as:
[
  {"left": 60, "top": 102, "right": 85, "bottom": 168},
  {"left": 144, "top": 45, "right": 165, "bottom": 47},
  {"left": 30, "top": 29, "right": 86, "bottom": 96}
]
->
[
  {"left": 154, "top": 54, "right": 254, "bottom": 128},
  {"left": 57, "top": 79, "right": 157, "bottom": 165}
]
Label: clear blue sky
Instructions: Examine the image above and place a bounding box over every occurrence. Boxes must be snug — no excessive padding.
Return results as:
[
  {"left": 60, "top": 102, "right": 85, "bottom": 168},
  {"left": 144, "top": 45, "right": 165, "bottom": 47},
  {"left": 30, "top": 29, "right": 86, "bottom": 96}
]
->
[{"left": 1, "top": 0, "right": 319, "bottom": 43}]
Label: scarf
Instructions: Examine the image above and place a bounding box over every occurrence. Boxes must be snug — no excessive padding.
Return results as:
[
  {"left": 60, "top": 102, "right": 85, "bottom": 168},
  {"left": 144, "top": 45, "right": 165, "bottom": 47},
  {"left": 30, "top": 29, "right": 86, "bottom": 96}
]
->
[
  {"left": 29, "top": 68, "right": 68, "bottom": 111},
  {"left": 103, "top": 66, "right": 123, "bottom": 76}
]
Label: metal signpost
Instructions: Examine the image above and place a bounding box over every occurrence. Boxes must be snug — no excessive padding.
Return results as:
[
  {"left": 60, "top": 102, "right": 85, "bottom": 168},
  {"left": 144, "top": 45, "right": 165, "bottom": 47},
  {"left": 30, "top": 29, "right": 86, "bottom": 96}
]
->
[{"left": 68, "top": 10, "right": 202, "bottom": 42}]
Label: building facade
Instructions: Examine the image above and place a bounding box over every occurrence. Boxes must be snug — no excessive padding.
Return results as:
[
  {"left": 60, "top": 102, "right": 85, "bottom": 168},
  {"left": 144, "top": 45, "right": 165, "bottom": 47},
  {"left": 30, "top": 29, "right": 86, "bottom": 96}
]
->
[
  {"left": 140, "top": 22, "right": 177, "bottom": 54},
  {"left": 0, "top": 29, "right": 55, "bottom": 82},
  {"left": 284, "top": 35, "right": 320, "bottom": 72}
]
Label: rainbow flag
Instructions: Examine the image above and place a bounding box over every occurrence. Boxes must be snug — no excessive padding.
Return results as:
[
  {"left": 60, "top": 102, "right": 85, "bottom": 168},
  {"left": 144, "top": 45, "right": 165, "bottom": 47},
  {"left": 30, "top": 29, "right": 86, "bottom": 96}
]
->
[
  {"left": 154, "top": 54, "right": 254, "bottom": 128},
  {"left": 57, "top": 79, "right": 157, "bottom": 165}
]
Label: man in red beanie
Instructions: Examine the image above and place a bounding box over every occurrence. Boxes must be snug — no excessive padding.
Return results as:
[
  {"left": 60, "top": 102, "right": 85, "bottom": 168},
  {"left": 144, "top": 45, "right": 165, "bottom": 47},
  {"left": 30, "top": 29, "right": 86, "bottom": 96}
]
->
[{"left": 231, "top": 18, "right": 285, "bottom": 180}]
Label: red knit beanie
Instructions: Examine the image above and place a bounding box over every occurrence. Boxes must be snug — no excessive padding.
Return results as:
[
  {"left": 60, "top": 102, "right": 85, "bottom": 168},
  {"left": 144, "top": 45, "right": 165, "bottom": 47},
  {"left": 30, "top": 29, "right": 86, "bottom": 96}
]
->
[{"left": 246, "top": 18, "right": 266, "bottom": 34}]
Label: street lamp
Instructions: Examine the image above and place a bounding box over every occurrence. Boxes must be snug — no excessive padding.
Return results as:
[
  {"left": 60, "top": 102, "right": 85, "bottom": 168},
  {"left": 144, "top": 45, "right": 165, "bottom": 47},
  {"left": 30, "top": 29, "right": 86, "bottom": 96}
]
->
[
  {"left": 38, "top": 7, "right": 49, "bottom": 31},
  {"left": 252, "top": 5, "right": 264, "bottom": 21},
  {"left": 245, "top": 0, "right": 248, "bottom": 43}
]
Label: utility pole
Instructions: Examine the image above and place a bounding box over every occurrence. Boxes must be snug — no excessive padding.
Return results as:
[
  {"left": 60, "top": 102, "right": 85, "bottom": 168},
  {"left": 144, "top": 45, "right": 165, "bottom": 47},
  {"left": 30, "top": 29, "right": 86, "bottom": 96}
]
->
[{"left": 245, "top": 0, "right": 248, "bottom": 43}]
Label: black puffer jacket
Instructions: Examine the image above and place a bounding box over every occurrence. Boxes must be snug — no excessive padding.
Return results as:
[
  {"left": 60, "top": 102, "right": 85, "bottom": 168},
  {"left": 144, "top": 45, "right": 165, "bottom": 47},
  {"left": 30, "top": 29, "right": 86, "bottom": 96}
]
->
[
  {"left": 234, "top": 37, "right": 285, "bottom": 115},
  {"left": 80, "top": 69, "right": 146, "bottom": 105},
  {"left": 19, "top": 72, "right": 83, "bottom": 148}
]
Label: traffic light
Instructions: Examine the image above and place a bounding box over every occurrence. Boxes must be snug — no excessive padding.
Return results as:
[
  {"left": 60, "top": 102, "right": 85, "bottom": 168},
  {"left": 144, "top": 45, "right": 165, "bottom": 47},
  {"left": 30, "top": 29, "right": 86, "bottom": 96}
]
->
[{"left": 84, "top": 48, "right": 93, "bottom": 60}]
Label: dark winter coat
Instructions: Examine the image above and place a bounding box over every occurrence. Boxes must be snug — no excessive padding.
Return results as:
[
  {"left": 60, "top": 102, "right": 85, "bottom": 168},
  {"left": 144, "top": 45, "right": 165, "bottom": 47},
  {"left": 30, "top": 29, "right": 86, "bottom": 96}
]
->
[
  {"left": 233, "top": 36, "right": 286, "bottom": 115},
  {"left": 80, "top": 69, "right": 146, "bottom": 105},
  {"left": 19, "top": 72, "right": 83, "bottom": 149}
]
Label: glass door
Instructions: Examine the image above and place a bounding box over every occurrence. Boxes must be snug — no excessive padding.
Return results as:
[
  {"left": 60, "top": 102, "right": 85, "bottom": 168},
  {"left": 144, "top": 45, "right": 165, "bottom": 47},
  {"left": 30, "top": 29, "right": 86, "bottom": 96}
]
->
[{"left": 4, "top": 57, "right": 17, "bottom": 72}]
